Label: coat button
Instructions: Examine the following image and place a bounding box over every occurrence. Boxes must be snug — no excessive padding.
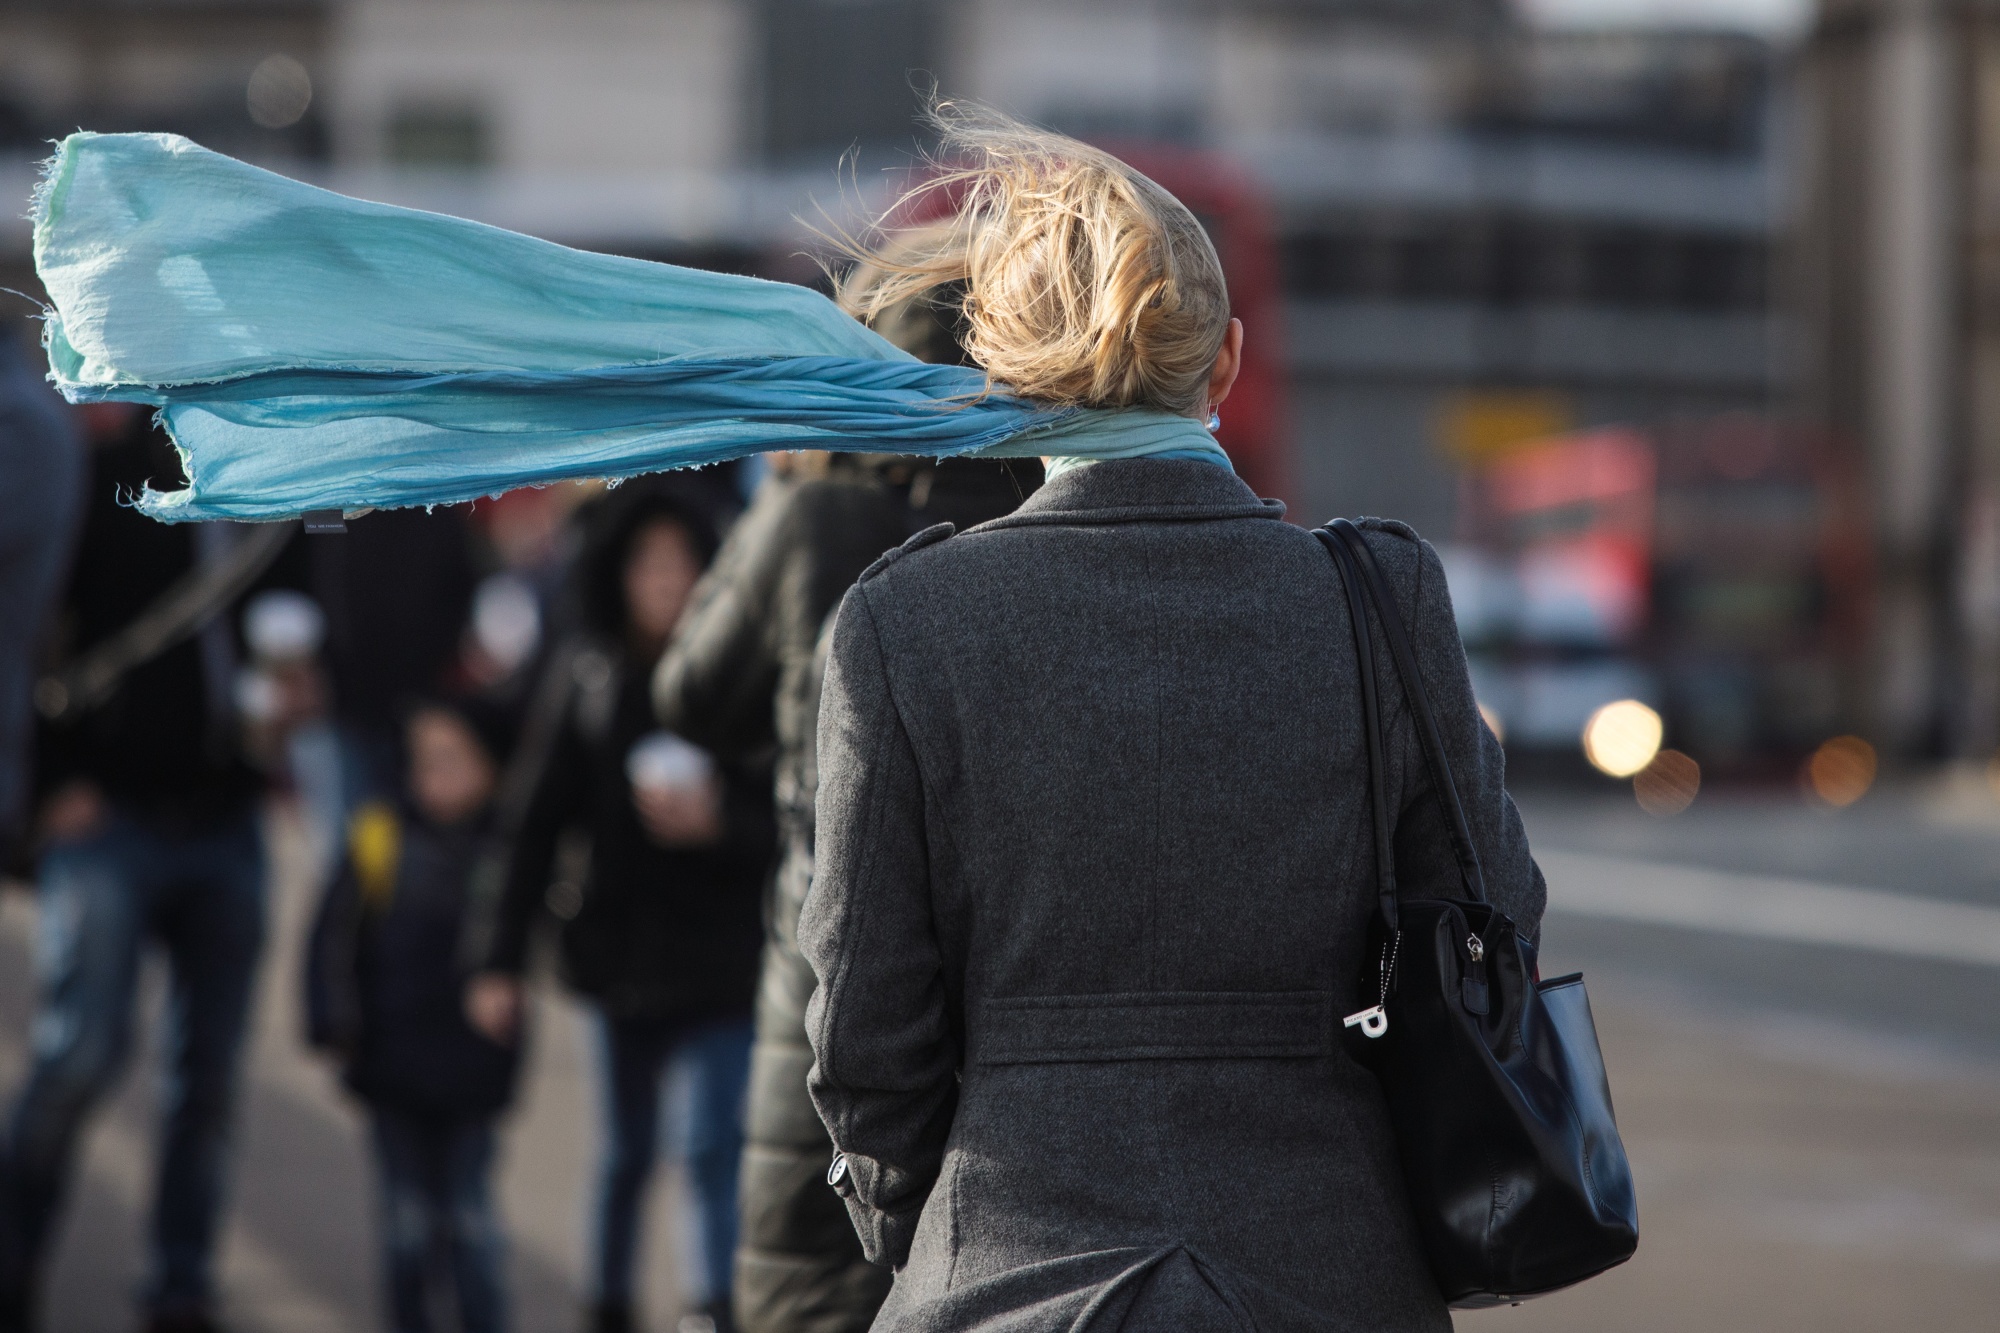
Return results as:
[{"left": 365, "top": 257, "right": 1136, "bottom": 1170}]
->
[{"left": 826, "top": 1153, "right": 848, "bottom": 1187}]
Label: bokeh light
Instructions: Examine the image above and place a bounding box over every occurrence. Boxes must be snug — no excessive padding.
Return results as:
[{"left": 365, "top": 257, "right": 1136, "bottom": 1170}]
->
[
  {"left": 1633, "top": 748, "right": 1700, "bottom": 816},
  {"left": 1477, "top": 700, "right": 1505, "bottom": 744},
  {"left": 247, "top": 54, "right": 312, "bottom": 129},
  {"left": 1805, "top": 735, "right": 1876, "bottom": 807},
  {"left": 1582, "top": 699, "right": 1663, "bottom": 778}
]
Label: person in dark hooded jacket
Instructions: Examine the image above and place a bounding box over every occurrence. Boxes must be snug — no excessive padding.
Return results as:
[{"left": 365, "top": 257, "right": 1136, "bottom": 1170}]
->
[
  {"left": 651, "top": 260, "right": 1035, "bottom": 1333},
  {"left": 305, "top": 696, "right": 521, "bottom": 1333},
  {"left": 466, "top": 477, "right": 774, "bottom": 1333}
]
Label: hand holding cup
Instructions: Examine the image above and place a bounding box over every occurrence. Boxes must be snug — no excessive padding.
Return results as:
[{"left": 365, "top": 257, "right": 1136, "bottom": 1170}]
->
[{"left": 627, "top": 731, "right": 722, "bottom": 847}]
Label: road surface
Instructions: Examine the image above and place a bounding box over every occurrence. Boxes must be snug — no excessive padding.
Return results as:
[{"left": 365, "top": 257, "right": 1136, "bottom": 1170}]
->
[{"left": 2, "top": 782, "right": 1996, "bottom": 1331}]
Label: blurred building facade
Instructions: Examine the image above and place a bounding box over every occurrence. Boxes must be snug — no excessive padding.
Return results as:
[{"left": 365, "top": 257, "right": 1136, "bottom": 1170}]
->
[
  {"left": 1801, "top": 0, "right": 2000, "bottom": 760},
  {"left": 1, "top": 2, "right": 1793, "bottom": 728}
]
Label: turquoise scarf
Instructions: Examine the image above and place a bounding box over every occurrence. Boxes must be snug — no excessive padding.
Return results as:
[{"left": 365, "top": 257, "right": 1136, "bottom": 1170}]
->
[{"left": 31, "top": 132, "right": 1229, "bottom": 522}]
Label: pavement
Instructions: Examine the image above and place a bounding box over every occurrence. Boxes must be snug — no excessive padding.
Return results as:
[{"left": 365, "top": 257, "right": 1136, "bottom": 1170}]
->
[
  {"left": 1459, "top": 778, "right": 2000, "bottom": 1332},
  {"left": 0, "top": 807, "right": 691, "bottom": 1333},
  {"left": 1, "top": 782, "right": 1997, "bottom": 1332}
]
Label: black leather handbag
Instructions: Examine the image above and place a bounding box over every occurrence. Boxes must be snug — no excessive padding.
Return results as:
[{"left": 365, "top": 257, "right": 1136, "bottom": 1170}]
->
[{"left": 1316, "top": 518, "right": 1639, "bottom": 1307}]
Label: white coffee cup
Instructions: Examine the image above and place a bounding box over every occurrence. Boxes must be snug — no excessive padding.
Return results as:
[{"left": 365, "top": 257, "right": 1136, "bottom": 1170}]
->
[{"left": 626, "top": 731, "right": 714, "bottom": 794}]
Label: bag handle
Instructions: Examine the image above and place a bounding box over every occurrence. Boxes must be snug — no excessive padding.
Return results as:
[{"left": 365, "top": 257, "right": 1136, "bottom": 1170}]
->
[{"left": 1318, "top": 519, "right": 1488, "bottom": 906}]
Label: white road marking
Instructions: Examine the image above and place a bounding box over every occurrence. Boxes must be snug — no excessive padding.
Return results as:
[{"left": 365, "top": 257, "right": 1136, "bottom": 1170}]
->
[{"left": 1539, "top": 849, "right": 2000, "bottom": 968}]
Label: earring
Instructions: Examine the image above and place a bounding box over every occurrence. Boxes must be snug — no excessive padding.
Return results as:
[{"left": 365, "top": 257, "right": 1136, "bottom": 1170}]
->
[{"left": 1206, "top": 410, "right": 1221, "bottom": 432}]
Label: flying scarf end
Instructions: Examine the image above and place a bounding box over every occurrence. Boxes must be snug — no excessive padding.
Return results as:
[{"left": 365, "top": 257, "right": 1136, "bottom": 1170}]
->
[
  {"left": 26, "top": 137, "right": 71, "bottom": 238},
  {"left": 48, "top": 375, "right": 169, "bottom": 407},
  {"left": 129, "top": 484, "right": 233, "bottom": 525},
  {"left": 129, "top": 487, "right": 362, "bottom": 526},
  {"left": 128, "top": 487, "right": 192, "bottom": 522},
  {"left": 27, "top": 133, "right": 111, "bottom": 271}
]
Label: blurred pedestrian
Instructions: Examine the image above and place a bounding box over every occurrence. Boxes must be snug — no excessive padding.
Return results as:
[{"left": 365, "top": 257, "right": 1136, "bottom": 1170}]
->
[
  {"left": 0, "top": 329, "right": 82, "bottom": 866},
  {"left": 301, "top": 508, "right": 480, "bottom": 864},
  {"left": 799, "top": 111, "right": 1548, "bottom": 1330},
  {"left": 236, "top": 587, "right": 342, "bottom": 876},
  {"left": 465, "top": 481, "right": 773, "bottom": 1333},
  {"left": 0, "top": 404, "right": 292, "bottom": 1333},
  {"left": 305, "top": 698, "right": 521, "bottom": 1333},
  {"left": 652, "top": 243, "right": 1036, "bottom": 1333}
]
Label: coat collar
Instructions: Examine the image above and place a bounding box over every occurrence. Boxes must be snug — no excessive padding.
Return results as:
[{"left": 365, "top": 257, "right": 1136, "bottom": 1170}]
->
[{"left": 969, "top": 458, "right": 1286, "bottom": 532}]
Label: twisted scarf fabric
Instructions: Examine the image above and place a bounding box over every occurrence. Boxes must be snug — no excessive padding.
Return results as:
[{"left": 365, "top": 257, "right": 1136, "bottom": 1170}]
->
[{"left": 31, "top": 132, "right": 1229, "bottom": 523}]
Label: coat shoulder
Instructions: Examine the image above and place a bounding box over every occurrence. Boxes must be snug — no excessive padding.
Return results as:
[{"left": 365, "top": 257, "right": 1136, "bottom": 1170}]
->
[
  {"left": 1350, "top": 516, "right": 1436, "bottom": 577},
  {"left": 857, "top": 522, "right": 956, "bottom": 584},
  {"left": 1322, "top": 517, "right": 1444, "bottom": 612},
  {"left": 1352, "top": 515, "right": 1422, "bottom": 544}
]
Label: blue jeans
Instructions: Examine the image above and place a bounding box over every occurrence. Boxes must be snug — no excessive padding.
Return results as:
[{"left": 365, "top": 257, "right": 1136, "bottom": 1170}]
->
[
  {"left": 593, "top": 1012, "right": 752, "bottom": 1311},
  {"left": 0, "top": 811, "right": 265, "bottom": 1318},
  {"left": 369, "top": 1108, "right": 506, "bottom": 1333}
]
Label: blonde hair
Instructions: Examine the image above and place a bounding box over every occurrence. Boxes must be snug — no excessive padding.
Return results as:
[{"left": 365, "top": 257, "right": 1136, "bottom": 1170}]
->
[
  {"left": 838, "top": 222, "right": 971, "bottom": 368},
  {"left": 836, "top": 104, "right": 1230, "bottom": 418}
]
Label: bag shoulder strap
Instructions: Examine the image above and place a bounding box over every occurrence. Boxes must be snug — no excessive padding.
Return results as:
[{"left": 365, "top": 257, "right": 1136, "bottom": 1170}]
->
[
  {"left": 458, "top": 636, "right": 586, "bottom": 971},
  {"left": 1314, "top": 527, "right": 1398, "bottom": 930},
  {"left": 35, "top": 521, "right": 293, "bottom": 724},
  {"left": 1321, "top": 519, "right": 1487, "bottom": 904}
]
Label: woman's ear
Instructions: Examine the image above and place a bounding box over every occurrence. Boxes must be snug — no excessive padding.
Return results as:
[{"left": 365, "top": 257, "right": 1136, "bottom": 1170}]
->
[{"left": 1206, "top": 318, "right": 1245, "bottom": 414}]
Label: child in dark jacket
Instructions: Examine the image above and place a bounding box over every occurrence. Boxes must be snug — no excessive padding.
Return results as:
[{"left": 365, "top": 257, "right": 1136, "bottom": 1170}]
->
[{"left": 306, "top": 698, "right": 520, "bottom": 1333}]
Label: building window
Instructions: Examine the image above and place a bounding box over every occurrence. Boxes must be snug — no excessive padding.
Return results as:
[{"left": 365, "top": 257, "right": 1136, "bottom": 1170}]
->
[
  {"left": 1281, "top": 217, "right": 1767, "bottom": 313},
  {"left": 386, "top": 104, "right": 491, "bottom": 168}
]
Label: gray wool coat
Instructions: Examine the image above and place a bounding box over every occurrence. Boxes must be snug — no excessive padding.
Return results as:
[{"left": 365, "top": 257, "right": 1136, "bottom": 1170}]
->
[{"left": 800, "top": 458, "right": 1547, "bottom": 1332}]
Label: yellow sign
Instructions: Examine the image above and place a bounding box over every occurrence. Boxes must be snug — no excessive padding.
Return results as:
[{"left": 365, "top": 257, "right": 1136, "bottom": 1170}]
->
[{"left": 1436, "top": 391, "right": 1572, "bottom": 463}]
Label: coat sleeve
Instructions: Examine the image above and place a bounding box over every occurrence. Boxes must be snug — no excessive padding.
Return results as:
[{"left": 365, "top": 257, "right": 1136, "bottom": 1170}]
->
[
  {"left": 798, "top": 585, "right": 957, "bottom": 1268},
  {"left": 1365, "top": 524, "right": 1547, "bottom": 946},
  {"left": 651, "top": 475, "right": 794, "bottom": 759}
]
